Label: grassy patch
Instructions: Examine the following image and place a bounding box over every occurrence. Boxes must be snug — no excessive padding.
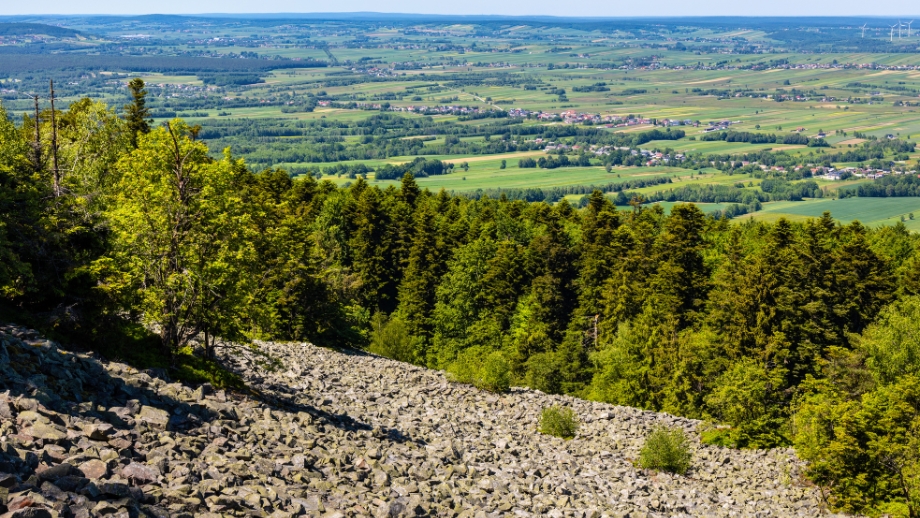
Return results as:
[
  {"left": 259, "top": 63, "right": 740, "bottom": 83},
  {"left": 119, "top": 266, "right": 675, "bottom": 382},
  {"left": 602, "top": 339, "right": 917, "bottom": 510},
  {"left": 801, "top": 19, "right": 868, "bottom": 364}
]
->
[
  {"left": 171, "top": 346, "right": 245, "bottom": 390},
  {"left": 699, "top": 424, "right": 736, "bottom": 448}
]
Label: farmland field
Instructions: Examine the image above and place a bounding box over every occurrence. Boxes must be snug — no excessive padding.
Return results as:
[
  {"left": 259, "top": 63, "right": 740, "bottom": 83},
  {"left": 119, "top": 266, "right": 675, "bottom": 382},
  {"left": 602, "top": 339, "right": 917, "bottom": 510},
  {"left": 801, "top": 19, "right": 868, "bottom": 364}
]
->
[
  {"left": 749, "top": 197, "right": 920, "bottom": 228},
  {"left": 2, "top": 14, "right": 920, "bottom": 226}
]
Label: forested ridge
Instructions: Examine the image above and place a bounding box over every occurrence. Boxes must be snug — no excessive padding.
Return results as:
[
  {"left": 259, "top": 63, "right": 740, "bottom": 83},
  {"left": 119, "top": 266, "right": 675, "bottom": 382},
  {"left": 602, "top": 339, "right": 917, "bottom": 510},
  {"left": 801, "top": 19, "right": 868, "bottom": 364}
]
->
[{"left": 4, "top": 91, "right": 920, "bottom": 516}]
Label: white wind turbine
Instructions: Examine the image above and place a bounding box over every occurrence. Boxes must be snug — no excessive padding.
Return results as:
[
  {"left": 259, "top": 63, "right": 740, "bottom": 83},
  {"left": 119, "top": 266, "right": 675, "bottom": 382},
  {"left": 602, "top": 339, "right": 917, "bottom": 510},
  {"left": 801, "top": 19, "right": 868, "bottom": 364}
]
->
[
  {"left": 899, "top": 19, "right": 904, "bottom": 39},
  {"left": 891, "top": 23, "right": 898, "bottom": 41},
  {"left": 861, "top": 23, "right": 868, "bottom": 37},
  {"left": 908, "top": 20, "right": 915, "bottom": 38}
]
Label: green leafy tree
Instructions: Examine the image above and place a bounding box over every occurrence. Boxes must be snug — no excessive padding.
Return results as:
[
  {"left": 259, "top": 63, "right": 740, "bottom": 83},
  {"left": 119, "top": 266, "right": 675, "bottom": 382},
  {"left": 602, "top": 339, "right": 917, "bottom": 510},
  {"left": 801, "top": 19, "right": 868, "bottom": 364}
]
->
[
  {"left": 58, "top": 98, "right": 130, "bottom": 203},
  {"left": 796, "top": 376, "right": 920, "bottom": 517},
  {"left": 856, "top": 295, "right": 920, "bottom": 385},
  {"left": 431, "top": 237, "right": 499, "bottom": 368},
  {"left": 98, "top": 120, "right": 257, "bottom": 353},
  {"left": 0, "top": 102, "right": 113, "bottom": 310},
  {"left": 368, "top": 312, "right": 415, "bottom": 362}
]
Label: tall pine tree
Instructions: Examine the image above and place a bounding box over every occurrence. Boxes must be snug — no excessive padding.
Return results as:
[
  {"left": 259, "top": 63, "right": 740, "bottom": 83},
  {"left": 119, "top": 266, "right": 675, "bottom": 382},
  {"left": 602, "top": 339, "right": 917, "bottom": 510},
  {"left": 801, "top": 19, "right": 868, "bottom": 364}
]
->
[{"left": 124, "top": 78, "right": 151, "bottom": 148}]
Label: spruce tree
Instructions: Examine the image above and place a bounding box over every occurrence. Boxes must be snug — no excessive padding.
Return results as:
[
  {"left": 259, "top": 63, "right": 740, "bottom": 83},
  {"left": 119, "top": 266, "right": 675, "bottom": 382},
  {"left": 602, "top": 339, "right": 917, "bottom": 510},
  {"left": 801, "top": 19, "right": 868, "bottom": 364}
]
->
[
  {"left": 574, "top": 190, "right": 621, "bottom": 318},
  {"left": 350, "top": 186, "right": 398, "bottom": 313},
  {"left": 124, "top": 78, "right": 151, "bottom": 148},
  {"left": 395, "top": 203, "right": 443, "bottom": 362},
  {"left": 649, "top": 203, "right": 709, "bottom": 325},
  {"left": 399, "top": 172, "right": 420, "bottom": 207},
  {"left": 527, "top": 207, "right": 577, "bottom": 342}
]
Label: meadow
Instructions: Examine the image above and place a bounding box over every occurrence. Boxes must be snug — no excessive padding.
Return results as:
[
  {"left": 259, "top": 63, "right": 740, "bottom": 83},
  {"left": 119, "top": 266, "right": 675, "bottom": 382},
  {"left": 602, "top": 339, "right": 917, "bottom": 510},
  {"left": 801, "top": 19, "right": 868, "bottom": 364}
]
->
[{"left": 747, "top": 197, "right": 920, "bottom": 228}]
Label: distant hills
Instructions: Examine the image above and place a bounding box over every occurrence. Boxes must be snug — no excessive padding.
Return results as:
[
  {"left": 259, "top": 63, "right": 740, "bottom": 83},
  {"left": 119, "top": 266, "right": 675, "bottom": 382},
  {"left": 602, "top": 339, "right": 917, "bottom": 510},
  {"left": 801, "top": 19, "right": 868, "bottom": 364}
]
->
[
  {"left": 0, "top": 22, "right": 82, "bottom": 38},
  {"left": 0, "top": 14, "right": 913, "bottom": 28}
]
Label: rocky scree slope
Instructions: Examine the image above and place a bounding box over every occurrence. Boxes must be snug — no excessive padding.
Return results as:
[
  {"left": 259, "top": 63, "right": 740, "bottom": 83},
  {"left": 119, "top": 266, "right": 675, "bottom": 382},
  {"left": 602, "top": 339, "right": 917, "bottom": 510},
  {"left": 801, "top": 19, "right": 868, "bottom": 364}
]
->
[{"left": 0, "top": 323, "right": 838, "bottom": 517}]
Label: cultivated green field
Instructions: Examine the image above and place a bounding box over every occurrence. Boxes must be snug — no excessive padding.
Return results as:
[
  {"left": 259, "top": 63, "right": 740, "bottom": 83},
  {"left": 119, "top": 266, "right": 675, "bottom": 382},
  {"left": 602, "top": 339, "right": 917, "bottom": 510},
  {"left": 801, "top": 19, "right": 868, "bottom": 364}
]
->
[{"left": 749, "top": 197, "right": 920, "bottom": 229}]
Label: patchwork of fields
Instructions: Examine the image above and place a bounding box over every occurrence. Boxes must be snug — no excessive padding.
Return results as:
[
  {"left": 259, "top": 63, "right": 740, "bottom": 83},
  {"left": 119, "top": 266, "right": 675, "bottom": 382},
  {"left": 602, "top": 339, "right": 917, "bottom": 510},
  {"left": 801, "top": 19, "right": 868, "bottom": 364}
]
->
[{"left": 4, "top": 15, "right": 920, "bottom": 229}]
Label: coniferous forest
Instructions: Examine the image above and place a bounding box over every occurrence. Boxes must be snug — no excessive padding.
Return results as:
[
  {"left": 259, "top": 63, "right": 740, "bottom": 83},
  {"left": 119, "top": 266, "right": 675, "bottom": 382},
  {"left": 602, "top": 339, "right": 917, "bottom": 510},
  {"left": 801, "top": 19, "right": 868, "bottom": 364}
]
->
[{"left": 5, "top": 88, "right": 920, "bottom": 516}]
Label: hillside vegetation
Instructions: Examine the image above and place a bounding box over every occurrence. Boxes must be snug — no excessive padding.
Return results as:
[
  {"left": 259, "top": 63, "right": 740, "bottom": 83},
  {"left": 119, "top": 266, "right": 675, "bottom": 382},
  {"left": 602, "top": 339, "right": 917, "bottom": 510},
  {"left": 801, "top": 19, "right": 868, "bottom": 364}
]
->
[
  {"left": 0, "top": 323, "right": 835, "bottom": 516},
  {"left": 3, "top": 90, "right": 920, "bottom": 515}
]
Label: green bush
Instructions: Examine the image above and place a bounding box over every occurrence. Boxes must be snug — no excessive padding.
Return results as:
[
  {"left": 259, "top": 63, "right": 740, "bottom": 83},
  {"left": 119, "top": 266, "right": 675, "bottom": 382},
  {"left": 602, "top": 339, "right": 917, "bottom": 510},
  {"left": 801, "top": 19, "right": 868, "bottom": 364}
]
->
[
  {"left": 795, "top": 375, "right": 920, "bottom": 516},
  {"left": 447, "top": 348, "right": 511, "bottom": 393},
  {"left": 699, "top": 425, "right": 735, "bottom": 448},
  {"left": 638, "top": 426, "right": 693, "bottom": 475},
  {"left": 479, "top": 351, "right": 511, "bottom": 392},
  {"left": 368, "top": 313, "right": 416, "bottom": 364},
  {"left": 538, "top": 406, "right": 579, "bottom": 439},
  {"left": 703, "top": 360, "right": 790, "bottom": 448},
  {"left": 524, "top": 351, "right": 562, "bottom": 394}
]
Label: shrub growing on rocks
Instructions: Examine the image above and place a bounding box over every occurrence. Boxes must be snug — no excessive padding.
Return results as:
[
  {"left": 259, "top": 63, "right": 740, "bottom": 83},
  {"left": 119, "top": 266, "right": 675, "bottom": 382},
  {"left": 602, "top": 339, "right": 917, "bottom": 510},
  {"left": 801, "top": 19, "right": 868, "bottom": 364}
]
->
[
  {"left": 479, "top": 351, "right": 511, "bottom": 392},
  {"left": 524, "top": 351, "right": 563, "bottom": 394},
  {"left": 447, "top": 348, "right": 511, "bottom": 393},
  {"left": 639, "top": 426, "right": 693, "bottom": 475},
  {"left": 369, "top": 313, "right": 416, "bottom": 363},
  {"left": 538, "top": 405, "right": 579, "bottom": 439}
]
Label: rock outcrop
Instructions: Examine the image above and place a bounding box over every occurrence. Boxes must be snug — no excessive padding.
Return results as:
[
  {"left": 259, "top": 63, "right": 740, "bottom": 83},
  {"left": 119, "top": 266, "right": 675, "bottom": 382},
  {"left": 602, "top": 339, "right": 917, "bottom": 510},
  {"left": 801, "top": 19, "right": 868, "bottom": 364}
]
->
[{"left": 0, "top": 324, "right": 838, "bottom": 517}]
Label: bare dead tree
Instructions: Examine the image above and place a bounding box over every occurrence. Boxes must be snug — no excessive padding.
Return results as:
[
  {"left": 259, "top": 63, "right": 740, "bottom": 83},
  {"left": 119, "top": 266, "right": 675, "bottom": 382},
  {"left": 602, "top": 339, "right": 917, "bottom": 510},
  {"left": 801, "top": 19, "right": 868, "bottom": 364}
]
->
[
  {"left": 49, "top": 80, "right": 61, "bottom": 197},
  {"left": 31, "top": 95, "right": 41, "bottom": 173}
]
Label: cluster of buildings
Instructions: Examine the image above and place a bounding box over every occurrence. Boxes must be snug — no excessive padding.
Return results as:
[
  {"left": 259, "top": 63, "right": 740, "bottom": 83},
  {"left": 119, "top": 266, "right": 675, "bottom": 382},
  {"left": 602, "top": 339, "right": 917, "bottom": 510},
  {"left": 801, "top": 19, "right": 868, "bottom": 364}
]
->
[
  {"left": 522, "top": 110, "right": 658, "bottom": 126},
  {"left": 591, "top": 145, "right": 631, "bottom": 155},
  {"left": 814, "top": 167, "right": 917, "bottom": 180},
  {"left": 316, "top": 100, "right": 497, "bottom": 116},
  {"left": 559, "top": 110, "right": 603, "bottom": 124},
  {"left": 0, "top": 35, "right": 52, "bottom": 45},
  {"left": 767, "top": 93, "right": 811, "bottom": 102},
  {"left": 764, "top": 62, "right": 920, "bottom": 72},
  {"left": 658, "top": 118, "right": 699, "bottom": 127},
  {"left": 703, "top": 120, "right": 741, "bottom": 132},
  {"left": 360, "top": 66, "right": 401, "bottom": 78},
  {"left": 403, "top": 105, "right": 495, "bottom": 115},
  {"left": 639, "top": 149, "right": 687, "bottom": 166},
  {"left": 535, "top": 140, "right": 687, "bottom": 166},
  {"left": 605, "top": 116, "right": 655, "bottom": 128},
  {"left": 677, "top": 61, "right": 920, "bottom": 73},
  {"left": 149, "top": 82, "right": 216, "bottom": 94}
]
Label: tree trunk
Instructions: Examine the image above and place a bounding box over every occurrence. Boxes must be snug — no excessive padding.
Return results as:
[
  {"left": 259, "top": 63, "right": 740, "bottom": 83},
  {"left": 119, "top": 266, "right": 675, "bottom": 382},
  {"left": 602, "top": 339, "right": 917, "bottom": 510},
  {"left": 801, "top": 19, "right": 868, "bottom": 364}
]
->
[{"left": 204, "top": 327, "right": 212, "bottom": 360}]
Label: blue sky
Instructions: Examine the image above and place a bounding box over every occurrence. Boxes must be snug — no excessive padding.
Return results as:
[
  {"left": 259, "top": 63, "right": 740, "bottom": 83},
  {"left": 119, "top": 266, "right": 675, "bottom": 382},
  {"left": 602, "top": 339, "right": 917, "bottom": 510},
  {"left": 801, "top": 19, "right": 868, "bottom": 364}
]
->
[{"left": 3, "top": 0, "right": 919, "bottom": 17}]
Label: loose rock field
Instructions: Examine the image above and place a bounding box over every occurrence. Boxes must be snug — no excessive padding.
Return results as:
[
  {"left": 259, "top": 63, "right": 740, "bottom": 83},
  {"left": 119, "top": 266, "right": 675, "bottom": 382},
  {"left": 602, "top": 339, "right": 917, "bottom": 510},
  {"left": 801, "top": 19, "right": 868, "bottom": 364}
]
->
[{"left": 0, "top": 324, "right": 838, "bottom": 517}]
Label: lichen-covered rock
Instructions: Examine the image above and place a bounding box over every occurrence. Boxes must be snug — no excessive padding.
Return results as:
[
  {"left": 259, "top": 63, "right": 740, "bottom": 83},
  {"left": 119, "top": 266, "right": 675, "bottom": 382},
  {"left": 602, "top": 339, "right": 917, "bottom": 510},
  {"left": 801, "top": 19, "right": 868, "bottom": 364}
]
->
[
  {"left": 0, "top": 323, "right": 845, "bottom": 517},
  {"left": 136, "top": 406, "right": 169, "bottom": 430}
]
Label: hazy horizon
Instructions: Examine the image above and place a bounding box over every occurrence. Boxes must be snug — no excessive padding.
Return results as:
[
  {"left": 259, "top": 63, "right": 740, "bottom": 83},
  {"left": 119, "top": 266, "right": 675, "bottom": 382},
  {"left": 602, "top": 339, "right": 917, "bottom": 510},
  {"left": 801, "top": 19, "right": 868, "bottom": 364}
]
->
[{"left": 2, "top": 2, "right": 919, "bottom": 18}]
